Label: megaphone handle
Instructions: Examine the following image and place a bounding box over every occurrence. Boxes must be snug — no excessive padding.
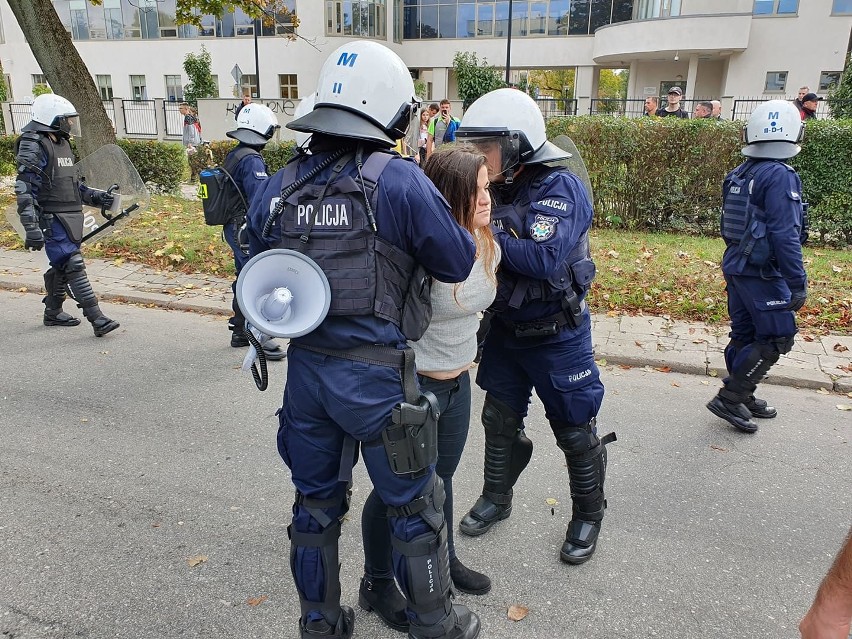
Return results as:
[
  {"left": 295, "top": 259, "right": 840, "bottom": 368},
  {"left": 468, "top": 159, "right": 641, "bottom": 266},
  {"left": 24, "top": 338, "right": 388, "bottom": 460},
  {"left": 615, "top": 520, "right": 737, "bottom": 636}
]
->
[{"left": 245, "top": 330, "right": 269, "bottom": 392}]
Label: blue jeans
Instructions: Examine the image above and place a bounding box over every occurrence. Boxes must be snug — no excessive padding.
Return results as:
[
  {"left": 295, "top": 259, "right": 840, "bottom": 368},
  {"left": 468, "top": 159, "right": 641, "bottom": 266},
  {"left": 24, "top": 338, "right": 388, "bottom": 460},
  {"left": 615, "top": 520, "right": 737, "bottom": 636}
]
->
[{"left": 362, "top": 370, "right": 472, "bottom": 577}]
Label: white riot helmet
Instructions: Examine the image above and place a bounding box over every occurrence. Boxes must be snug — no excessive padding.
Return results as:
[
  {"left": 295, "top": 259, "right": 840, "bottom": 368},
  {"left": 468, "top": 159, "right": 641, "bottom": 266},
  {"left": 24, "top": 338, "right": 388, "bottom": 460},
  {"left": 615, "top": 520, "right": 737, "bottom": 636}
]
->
[
  {"left": 29, "top": 93, "right": 81, "bottom": 138},
  {"left": 227, "top": 103, "right": 280, "bottom": 147},
  {"left": 455, "top": 88, "right": 569, "bottom": 180},
  {"left": 292, "top": 94, "right": 316, "bottom": 148},
  {"left": 287, "top": 41, "right": 419, "bottom": 146},
  {"left": 742, "top": 100, "right": 804, "bottom": 160}
]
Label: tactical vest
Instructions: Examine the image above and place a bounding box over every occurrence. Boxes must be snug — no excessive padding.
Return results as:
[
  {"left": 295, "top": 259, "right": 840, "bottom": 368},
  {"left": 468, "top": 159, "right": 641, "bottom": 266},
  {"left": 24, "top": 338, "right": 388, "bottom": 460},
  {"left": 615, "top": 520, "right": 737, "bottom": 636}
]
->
[
  {"left": 18, "top": 132, "right": 84, "bottom": 242},
  {"left": 721, "top": 160, "right": 787, "bottom": 267},
  {"left": 272, "top": 151, "right": 428, "bottom": 338},
  {"left": 492, "top": 167, "right": 596, "bottom": 310}
]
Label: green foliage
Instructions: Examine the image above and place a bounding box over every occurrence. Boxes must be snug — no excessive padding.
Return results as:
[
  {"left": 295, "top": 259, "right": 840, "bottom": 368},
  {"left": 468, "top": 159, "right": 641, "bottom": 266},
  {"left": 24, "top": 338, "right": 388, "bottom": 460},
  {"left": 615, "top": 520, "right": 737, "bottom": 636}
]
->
[
  {"left": 789, "top": 119, "right": 852, "bottom": 246},
  {"left": 528, "top": 68, "right": 575, "bottom": 109},
  {"left": 414, "top": 79, "right": 428, "bottom": 100},
  {"left": 546, "top": 116, "right": 852, "bottom": 245},
  {"left": 115, "top": 139, "right": 187, "bottom": 193},
  {"left": 175, "top": 0, "right": 297, "bottom": 29},
  {"left": 827, "top": 53, "right": 852, "bottom": 119},
  {"left": 0, "top": 60, "right": 8, "bottom": 104},
  {"left": 452, "top": 51, "right": 506, "bottom": 111},
  {"left": 187, "top": 139, "right": 297, "bottom": 178},
  {"left": 32, "top": 83, "right": 53, "bottom": 97},
  {"left": 183, "top": 46, "right": 217, "bottom": 107}
]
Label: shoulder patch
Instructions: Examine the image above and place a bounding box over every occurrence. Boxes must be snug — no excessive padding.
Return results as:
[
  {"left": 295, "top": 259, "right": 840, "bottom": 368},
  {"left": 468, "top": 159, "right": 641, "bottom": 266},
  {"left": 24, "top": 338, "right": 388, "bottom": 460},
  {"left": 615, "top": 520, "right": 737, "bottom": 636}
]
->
[
  {"left": 536, "top": 198, "right": 569, "bottom": 213},
  {"left": 530, "top": 214, "right": 558, "bottom": 242}
]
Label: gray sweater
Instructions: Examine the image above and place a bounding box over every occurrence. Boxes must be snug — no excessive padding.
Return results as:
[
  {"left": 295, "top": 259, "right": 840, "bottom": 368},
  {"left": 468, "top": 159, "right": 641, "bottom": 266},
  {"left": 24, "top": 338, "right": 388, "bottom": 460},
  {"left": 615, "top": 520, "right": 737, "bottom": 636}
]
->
[{"left": 410, "top": 244, "right": 500, "bottom": 372}]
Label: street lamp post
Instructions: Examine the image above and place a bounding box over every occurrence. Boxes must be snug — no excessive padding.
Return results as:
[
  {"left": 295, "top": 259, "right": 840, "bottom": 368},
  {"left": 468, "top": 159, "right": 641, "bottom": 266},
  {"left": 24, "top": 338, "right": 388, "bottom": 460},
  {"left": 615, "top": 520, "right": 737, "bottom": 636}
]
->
[
  {"left": 505, "top": 0, "right": 514, "bottom": 85},
  {"left": 254, "top": 18, "right": 261, "bottom": 98}
]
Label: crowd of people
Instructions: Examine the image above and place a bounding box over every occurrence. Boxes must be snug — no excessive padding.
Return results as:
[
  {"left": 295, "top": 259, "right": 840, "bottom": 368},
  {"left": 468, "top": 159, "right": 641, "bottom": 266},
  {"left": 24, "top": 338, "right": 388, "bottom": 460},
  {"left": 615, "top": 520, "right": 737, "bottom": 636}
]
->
[{"left": 13, "top": 40, "right": 849, "bottom": 639}]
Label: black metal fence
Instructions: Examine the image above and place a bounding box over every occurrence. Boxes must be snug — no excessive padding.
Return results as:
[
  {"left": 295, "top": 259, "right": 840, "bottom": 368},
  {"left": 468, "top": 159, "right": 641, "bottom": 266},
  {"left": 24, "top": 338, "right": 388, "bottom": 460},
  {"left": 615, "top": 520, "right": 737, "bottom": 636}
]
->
[
  {"left": 589, "top": 97, "right": 717, "bottom": 118},
  {"left": 8, "top": 103, "right": 34, "bottom": 133},
  {"left": 535, "top": 97, "right": 578, "bottom": 118},
  {"left": 731, "top": 97, "right": 852, "bottom": 120},
  {"left": 163, "top": 101, "right": 184, "bottom": 138},
  {"left": 121, "top": 99, "right": 157, "bottom": 135}
]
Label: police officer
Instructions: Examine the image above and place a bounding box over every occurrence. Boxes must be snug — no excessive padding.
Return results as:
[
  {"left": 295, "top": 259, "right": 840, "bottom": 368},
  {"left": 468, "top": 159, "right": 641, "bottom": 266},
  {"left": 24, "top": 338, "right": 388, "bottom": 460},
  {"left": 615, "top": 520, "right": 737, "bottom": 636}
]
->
[
  {"left": 222, "top": 102, "right": 284, "bottom": 360},
  {"left": 707, "top": 100, "right": 808, "bottom": 434},
  {"left": 246, "top": 41, "right": 480, "bottom": 639},
  {"left": 454, "top": 88, "right": 613, "bottom": 565},
  {"left": 15, "top": 94, "right": 119, "bottom": 337}
]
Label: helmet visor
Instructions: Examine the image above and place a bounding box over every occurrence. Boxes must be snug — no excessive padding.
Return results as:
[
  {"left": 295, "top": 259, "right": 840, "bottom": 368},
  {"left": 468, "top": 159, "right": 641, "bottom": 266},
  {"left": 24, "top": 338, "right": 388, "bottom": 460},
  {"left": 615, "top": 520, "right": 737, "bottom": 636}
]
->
[
  {"left": 60, "top": 115, "right": 82, "bottom": 139},
  {"left": 454, "top": 129, "right": 520, "bottom": 180}
]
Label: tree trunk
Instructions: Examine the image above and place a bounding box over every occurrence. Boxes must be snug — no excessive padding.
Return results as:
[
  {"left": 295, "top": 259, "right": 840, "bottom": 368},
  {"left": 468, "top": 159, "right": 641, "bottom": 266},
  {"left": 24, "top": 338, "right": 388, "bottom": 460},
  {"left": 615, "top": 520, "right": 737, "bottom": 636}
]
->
[{"left": 7, "top": 0, "right": 116, "bottom": 158}]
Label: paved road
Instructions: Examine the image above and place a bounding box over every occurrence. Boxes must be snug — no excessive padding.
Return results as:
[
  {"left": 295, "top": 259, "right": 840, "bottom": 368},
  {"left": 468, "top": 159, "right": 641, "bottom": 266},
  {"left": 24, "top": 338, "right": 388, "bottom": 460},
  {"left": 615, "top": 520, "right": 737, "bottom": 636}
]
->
[{"left": 1, "top": 290, "right": 850, "bottom": 639}]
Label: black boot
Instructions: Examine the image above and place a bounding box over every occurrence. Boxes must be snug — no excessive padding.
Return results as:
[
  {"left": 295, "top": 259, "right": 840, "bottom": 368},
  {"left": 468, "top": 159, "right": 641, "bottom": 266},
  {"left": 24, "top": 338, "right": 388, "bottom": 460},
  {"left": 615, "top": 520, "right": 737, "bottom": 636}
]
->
[
  {"left": 450, "top": 557, "right": 491, "bottom": 595},
  {"left": 745, "top": 395, "right": 777, "bottom": 419},
  {"left": 62, "top": 256, "right": 119, "bottom": 337},
  {"left": 706, "top": 395, "right": 758, "bottom": 433},
  {"left": 358, "top": 577, "right": 409, "bottom": 632},
  {"left": 299, "top": 606, "right": 354, "bottom": 639},
  {"left": 459, "top": 395, "right": 531, "bottom": 537},
  {"left": 42, "top": 268, "right": 80, "bottom": 327},
  {"left": 88, "top": 309, "right": 120, "bottom": 337},
  {"left": 408, "top": 604, "right": 480, "bottom": 639},
  {"left": 553, "top": 419, "right": 614, "bottom": 565}
]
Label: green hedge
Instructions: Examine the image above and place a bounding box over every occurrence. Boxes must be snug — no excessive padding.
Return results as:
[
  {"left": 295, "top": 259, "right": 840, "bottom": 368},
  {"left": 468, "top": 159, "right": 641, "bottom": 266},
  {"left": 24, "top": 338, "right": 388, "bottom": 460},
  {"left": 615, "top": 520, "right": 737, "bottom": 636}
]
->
[
  {"left": 187, "top": 139, "right": 298, "bottom": 178},
  {"left": 545, "top": 116, "right": 852, "bottom": 245}
]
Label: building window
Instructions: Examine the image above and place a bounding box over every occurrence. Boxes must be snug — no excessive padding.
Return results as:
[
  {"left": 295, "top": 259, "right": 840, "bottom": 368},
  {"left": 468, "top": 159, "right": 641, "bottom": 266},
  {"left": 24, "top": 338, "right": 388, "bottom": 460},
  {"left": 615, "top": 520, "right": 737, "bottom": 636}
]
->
[
  {"left": 32, "top": 74, "right": 48, "bottom": 88},
  {"left": 165, "top": 75, "right": 184, "bottom": 101},
  {"left": 635, "top": 0, "right": 681, "bottom": 19},
  {"left": 96, "top": 75, "right": 114, "bottom": 100},
  {"left": 209, "top": 75, "right": 220, "bottom": 97},
  {"left": 279, "top": 74, "right": 299, "bottom": 99},
  {"left": 832, "top": 0, "right": 852, "bottom": 13},
  {"left": 819, "top": 71, "right": 843, "bottom": 91},
  {"left": 130, "top": 74, "right": 148, "bottom": 100},
  {"left": 241, "top": 74, "right": 258, "bottom": 99},
  {"left": 69, "top": 0, "right": 90, "bottom": 39},
  {"left": 754, "top": 0, "right": 798, "bottom": 15},
  {"left": 326, "top": 0, "right": 387, "bottom": 37},
  {"left": 764, "top": 71, "right": 788, "bottom": 93},
  {"left": 103, "top": 0, "right": 123, "bottom": 38}
]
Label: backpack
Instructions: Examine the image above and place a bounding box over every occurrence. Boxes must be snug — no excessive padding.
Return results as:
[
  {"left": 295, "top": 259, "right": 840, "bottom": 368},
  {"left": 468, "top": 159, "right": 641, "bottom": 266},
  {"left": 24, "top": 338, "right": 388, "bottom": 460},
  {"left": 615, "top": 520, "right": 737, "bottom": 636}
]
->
[{"left": 198, "top": 146, "right": 259, "bottom": 226}]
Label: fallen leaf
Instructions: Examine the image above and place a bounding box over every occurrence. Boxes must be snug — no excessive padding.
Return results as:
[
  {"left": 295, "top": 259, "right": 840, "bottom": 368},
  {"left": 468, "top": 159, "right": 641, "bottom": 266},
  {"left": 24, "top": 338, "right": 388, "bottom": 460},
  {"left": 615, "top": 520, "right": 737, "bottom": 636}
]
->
[
  {"left": 671, "top": 382, "right": 680, "bottom": 387},
  {"left": 833, "top": 343, "right": 849, "bottom": 353},
  {"left": 710, "top": 445, "right": 728, "bottom": 452},
  {"left": 545, "top": 498, "right": 558, "bottom": 506},
  {"left": 692, "top": 339, "right": 708, "bottom": 344},
  {"left": 152, "top": 522, "right": 161, "bottom": 528},
  {"left": 184, "top": 283, "right": 195, "bottom": 289},
  {"left": 634, "top": 340, "right": 644, "bottom": 347},
  {"left": 832, "top": 265, "right": 843, "bottom": 273},
  {"left": 837, "top": 405, "right": 852, "bottom": 411},
  {"left": 17, "top": 287, "right": 28, "bottom": 293},
  {"left": 246, "top": 595, "right": 268, "bottom": 607},
  {"left": 113, "top": 258, "right": 125, "bottom": 266},
  {"left": 169, "top": 254, "right": 185, "bottom": 263},
  {"left": 618, "top": 364, "right": 632, "bottom": 370},
  {"left": 816, "top": 388, "right": 831, "bottom": 395},
  {"left": 802, "top": 334, "right": 815, "bottom": 342},
  {"left": 708, "top": 370, "right": 719, "bottom": 377},
  {"left": 596, "top": 358, "right": 607, "bottom": 367},
  {"left": 688, "top": 328, "right": 696, "bottom": 335},
  {"left": 655, "top": 366, "right": 672, "bottom": 373},
  {"left": 507, "top": 605, "right": 529, "bottom": 622},
  {"left": 80, "top": 418, "right": 88, "bottom": 423},
  {"left": 607, "top": 250, "right": 619, "bottom": 258},
  {"left": 187, "top": 555, "right": 208, "bottom": 568}
]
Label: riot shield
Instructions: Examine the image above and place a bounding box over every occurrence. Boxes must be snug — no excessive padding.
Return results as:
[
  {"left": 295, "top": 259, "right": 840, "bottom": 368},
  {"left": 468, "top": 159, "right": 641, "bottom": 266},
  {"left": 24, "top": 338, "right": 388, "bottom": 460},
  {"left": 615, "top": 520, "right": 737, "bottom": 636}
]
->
[
  {"left": 5, "top": 143, "right": 149, "bottom": 243},
  {"left": 548, "top": 134, "right": 594, "bottom": 204}
]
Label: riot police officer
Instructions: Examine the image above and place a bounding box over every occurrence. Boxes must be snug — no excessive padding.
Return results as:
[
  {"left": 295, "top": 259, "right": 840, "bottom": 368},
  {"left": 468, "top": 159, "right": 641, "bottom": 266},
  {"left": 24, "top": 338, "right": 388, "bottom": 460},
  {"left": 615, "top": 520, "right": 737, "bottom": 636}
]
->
[
  {"left": 707, "top": 100, "right": 808, "bottom": 433},
  {"left": 454, "top": 88, "right": 614, "bottom": 565},
  {"left": 15, "top": 94, "right": 119, "bottom": 337},
  {"left": 222, "top": 103, "right": 284, "bottom": 360},
  {"left": 245, "top": 41, "right": 481, "bottom": 639}
]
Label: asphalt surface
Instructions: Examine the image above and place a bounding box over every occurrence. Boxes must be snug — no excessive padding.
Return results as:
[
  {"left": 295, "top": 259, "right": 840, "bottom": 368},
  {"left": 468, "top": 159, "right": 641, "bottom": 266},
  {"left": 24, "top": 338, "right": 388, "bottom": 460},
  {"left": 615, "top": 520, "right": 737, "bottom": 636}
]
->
[{"left": 1, "top": 290, "right": 850, "bottom": 639}]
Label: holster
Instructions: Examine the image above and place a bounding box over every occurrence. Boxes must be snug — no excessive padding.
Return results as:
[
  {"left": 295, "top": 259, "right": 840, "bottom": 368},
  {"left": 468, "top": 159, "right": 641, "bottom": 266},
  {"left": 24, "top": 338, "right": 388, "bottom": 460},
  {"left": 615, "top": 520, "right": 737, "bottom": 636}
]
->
[{"left": 383, "top": 390, "right": 440, "bottom": 476}]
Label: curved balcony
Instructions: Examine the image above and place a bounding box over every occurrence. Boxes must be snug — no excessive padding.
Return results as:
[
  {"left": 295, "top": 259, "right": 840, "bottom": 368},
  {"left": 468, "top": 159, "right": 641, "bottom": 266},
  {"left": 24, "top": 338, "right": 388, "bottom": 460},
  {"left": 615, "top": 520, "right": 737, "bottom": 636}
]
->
[{"left": 592, "top": 13, "right": 752, "bottom": 64}]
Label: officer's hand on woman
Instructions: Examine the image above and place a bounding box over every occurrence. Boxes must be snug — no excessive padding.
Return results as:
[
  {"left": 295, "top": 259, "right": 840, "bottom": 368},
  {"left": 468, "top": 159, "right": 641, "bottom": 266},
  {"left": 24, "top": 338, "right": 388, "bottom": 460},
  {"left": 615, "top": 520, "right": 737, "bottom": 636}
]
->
[
  {"left": 23, "top": 223, "right": 44, "bottom": 251},
  {"left": 788, "top": 288, "right": 808, "bottom": 312}
]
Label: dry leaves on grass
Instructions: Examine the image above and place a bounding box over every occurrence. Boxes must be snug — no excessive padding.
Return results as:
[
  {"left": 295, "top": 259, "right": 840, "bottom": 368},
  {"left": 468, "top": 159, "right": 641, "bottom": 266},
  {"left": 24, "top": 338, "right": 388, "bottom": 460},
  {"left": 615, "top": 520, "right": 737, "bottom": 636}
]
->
[{"left": 507, "top": 605, "right": 529, "bottom": 622}]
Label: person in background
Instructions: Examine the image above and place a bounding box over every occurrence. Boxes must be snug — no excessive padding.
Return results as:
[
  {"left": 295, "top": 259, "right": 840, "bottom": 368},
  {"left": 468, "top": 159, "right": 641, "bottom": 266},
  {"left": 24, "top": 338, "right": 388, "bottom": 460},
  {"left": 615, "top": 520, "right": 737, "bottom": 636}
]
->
[
  {"left": 655, "top": 87, "right": 689, "bottom": 118},
  {"left": 360, "top": 147, "right": 498, "bottom": 630},
  {"left": 799, "top": 93, "right": 821, "bottom": 120},
  {"left": 792, "top": 86, "right": 810, "bottom": 113},
  {"left": 644, "top": 96, "right": 659, "bottom": 116},
  {"left": 711, "top": 100, "right": 723, "bottom": 120},
  {"left": 693, "top": 101, "right": 714, "bottom": 119},
  {"left": 179, "top": 102, "right": 202, "bottom": 153},
  {"left": 234, "top": 94, "right": 252, "bottom": 120},
  {"left": 426, "top": 99, "right": 461, "bottom": 160}
]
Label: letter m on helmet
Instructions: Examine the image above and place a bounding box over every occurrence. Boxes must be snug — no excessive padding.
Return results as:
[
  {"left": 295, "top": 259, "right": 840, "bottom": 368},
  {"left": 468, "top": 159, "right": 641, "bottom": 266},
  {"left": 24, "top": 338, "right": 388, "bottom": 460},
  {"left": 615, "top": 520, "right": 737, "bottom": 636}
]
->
[
  {"left": 768, "top": 111, "right": 780, "bottom": 120},
  {"left": 337, "top": 52, "right": 358, "bottom": 67}
]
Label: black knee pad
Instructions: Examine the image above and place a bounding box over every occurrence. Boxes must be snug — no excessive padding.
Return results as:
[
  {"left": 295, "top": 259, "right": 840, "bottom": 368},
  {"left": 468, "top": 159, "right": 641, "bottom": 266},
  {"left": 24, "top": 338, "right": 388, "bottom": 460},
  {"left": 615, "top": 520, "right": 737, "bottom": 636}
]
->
[
  {"left": 482, "top": 394, "right": 523, "bottom": 440},
  {"left": 60, "top": 252, "right": 86, "bottom": 274}
]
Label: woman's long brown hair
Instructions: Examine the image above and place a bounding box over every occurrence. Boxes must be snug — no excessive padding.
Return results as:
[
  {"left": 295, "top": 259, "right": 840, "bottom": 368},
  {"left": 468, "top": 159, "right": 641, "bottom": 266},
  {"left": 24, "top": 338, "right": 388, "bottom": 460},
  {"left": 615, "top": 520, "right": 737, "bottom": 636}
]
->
[{"left": 423, "top": 146, "right": 499, "bottom": 299}]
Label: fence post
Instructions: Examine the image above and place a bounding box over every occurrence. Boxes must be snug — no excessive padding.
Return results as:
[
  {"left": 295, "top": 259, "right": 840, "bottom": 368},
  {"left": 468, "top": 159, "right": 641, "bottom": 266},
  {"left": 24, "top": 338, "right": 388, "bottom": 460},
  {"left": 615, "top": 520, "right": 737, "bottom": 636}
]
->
[
  {"left": 1, "top": 102, "right": 12, "bottom": 134},
  {"left": 154, "top": 98, "right": 167, "bottom": 142},
  {"left": 113, "top": 97, "right": 127, "bottom": 138}
]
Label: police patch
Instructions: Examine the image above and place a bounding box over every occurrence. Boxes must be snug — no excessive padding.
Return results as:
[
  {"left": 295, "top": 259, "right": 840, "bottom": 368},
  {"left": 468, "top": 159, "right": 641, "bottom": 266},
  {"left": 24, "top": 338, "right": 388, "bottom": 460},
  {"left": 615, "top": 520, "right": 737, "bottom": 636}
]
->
[{"left": 530, "top": 214, "right": 558, "bottom": 242}]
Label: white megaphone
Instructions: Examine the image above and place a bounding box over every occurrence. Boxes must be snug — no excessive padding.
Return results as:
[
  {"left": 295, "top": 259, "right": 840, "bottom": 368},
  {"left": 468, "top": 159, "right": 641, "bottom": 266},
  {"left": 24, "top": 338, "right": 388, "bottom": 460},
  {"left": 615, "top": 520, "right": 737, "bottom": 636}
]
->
[{"left": 236, "top": 249, "right": 331, "bottom": 339}]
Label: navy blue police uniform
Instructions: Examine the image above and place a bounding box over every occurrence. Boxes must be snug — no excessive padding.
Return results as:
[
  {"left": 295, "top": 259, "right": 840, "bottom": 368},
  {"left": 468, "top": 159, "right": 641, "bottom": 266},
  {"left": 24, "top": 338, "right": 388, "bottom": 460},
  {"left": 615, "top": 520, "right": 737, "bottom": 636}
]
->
[
  {"left": 460, "top": 163, "right": 613, "bottom": 564},
  {"left": 15, "top": 127, "right": 118, "bottom": 334},
  {"left": 221, "top": 145, "right": 268, "bottom": 340},
  {"left": 713, "top": 159, "right": 807, "bottom": 429},
  {"left": 246, "top": 141, "right": 476, "bottom": 634}
]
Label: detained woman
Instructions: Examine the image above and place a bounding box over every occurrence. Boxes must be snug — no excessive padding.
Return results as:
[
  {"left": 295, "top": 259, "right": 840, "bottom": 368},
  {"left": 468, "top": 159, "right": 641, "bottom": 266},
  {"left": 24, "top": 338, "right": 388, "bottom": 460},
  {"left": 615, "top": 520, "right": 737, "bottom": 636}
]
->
[{"left": 358, "top": 146, "right": 501, "bottom": 630}]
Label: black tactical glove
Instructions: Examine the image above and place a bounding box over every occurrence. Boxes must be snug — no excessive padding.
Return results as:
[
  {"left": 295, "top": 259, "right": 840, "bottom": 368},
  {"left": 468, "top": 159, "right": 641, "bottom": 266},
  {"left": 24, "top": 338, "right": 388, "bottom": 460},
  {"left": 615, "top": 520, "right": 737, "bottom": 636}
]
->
[
  {"left": 90, "top": 190, "right": 115, "bottom": 209},
  {"left": 788, "top": 288, "right": 807, "bottom": 312},
  {"left": 23, "top": 223, "right": 44, "bottom": 251}
]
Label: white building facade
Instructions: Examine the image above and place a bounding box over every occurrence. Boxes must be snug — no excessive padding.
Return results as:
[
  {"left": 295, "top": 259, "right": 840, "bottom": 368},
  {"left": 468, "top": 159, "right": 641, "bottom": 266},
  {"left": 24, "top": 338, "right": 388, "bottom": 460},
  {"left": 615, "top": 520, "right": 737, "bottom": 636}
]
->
[{"left": 0, "top": 0, "right": 850, "bottom": 118}]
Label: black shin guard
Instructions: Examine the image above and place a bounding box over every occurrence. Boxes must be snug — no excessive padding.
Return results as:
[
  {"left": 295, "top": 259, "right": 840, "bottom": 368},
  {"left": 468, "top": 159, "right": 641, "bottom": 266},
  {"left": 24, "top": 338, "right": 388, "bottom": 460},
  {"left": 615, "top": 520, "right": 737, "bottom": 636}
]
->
[
  {"left": 552, "top": 418, "right": 615, "bottom": 564},
  {"left": 720, "top": 339, "right": 788, "bottom": 404},
  {"left": 42, "top": 268, "right": 65, "bottom": 310},
  {"left": 460, "top": 396, "right": 532, "bottom": 536}
]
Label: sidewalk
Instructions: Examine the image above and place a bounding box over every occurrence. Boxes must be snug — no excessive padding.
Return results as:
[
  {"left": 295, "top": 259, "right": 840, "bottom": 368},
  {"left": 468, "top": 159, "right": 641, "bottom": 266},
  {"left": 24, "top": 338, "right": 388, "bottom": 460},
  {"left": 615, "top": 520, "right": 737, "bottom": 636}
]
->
[{"left": 2, "top": 247, "right": 851, "bottom": 393}]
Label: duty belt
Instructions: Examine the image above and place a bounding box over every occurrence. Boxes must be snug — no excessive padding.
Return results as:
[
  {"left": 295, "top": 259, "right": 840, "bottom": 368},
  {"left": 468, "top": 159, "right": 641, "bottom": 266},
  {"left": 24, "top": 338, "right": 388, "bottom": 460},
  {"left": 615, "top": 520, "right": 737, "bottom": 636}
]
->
[{"left": 499, "top": 302, "right": 587, "bottom": 338}]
